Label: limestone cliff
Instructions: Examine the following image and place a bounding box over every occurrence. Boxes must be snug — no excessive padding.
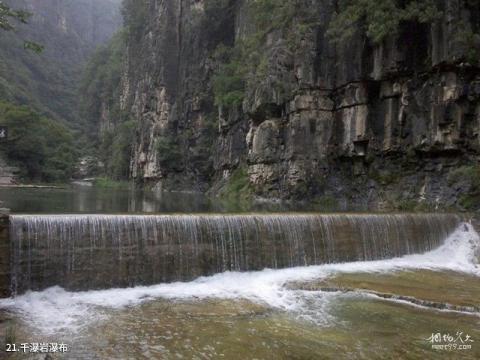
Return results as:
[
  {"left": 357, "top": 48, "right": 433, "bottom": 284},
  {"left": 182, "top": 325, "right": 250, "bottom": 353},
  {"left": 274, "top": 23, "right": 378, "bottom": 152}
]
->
[{"left": 105, "top": 0, "right": 480, "bottom": 210}]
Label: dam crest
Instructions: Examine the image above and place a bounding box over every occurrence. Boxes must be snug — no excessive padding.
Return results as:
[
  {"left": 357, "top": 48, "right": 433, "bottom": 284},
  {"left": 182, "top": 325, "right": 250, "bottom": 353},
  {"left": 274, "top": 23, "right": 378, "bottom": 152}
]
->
[{"left": 6, "top": 213, "right": 463, "bottom": 295}]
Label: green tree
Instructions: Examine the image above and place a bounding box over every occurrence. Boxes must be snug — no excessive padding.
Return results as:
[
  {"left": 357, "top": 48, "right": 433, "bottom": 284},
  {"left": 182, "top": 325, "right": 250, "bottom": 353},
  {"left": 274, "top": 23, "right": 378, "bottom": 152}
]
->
[
  {"left": 79, "top": 31, "right": 134, "bottom": 180},
  {"left": 0, "top": 101, "right": 76, "bottom": 182},
  {"left": 327, "top": 0, "right": 441, "bottom": 44},
  {"left": 156, "top": 137, "right": 183, "bottom": 172},
  {"left": 0, "top": 1, "right": 30, "bottom": 31},
  {"left": 211, "top": 0, "right": 319, "bottom": 108},
  {"left": 79, "top": 31, "right": 126, "bottom": 136},
  {"left": 121, "top": 0, "right": 148, "bottom": 40},
  {"left": 212, "top": 45, "right": 247, "bottom": 107},
  {"left": 0, "top": 1, "right": 43, "bottom": 52},
  {"left": 100, "top": 120, "right": 136, "bottom": 180}
]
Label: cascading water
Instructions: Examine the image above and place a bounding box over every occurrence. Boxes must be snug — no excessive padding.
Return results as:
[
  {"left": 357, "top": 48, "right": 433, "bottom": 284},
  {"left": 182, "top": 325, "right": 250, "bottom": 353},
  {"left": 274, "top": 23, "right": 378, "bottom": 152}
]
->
[{"left": 9, "top": 213, "right": 462, "bottom": 294}]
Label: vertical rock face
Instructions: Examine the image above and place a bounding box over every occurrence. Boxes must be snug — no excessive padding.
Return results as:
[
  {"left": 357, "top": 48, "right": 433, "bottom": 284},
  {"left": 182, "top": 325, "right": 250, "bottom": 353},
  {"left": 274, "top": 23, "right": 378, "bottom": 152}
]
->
[
  {"left": 121, "top": 0, "right": 233, "bottom": 190},
  {"left": 117, "top": 0, "right": 480, "bottom": 208}
]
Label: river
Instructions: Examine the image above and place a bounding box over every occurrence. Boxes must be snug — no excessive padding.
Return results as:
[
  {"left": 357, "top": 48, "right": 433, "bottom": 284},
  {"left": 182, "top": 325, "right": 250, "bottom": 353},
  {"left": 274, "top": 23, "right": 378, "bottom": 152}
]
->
[{"left": 0, "top": 186, "right": 478, "bottom": 359}]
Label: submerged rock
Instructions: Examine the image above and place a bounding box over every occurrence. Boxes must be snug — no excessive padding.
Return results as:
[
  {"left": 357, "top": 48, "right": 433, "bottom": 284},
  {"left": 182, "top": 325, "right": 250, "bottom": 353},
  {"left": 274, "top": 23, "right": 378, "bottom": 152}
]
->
[{"left": 288, "top": 269, "right": 480, "bottom": 312}]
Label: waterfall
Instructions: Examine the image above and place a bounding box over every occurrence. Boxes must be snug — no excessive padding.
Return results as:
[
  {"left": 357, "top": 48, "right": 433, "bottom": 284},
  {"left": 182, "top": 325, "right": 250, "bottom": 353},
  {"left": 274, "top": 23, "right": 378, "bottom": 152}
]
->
[{"left": 9, "top": 213, "right": 462, "bottom": 294}]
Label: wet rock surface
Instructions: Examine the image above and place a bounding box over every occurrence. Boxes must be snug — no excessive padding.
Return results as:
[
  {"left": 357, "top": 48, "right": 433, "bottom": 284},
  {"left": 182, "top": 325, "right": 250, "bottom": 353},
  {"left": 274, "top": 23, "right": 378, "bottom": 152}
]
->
[
  {"left": 0, "top": 157, "right": 17, "bottom": 186},
  {"left": 3, "top": 281, "right": 480, "bottom": 359},
  {"left": 288, "top": 269, "right": 480, "bottom": 312}
]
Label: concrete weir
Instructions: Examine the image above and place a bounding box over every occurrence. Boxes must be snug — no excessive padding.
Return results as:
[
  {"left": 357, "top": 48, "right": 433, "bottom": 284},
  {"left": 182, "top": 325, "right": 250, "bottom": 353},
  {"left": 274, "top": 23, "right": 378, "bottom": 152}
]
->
[
  {"left": 3, "top": 213, "right": 465, "bottom": 297},
  {"left": 0, "top": 211, "right": 10, "bottom": 298}
]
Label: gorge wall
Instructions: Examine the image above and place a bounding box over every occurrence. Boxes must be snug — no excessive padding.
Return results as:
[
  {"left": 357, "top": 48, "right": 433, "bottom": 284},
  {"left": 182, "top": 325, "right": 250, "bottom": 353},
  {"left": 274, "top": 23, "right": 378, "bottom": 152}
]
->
[
  {"left": 0, "top": 0, "right": 122, "bottom": 124},
  {"left": 98, "top": 0, "right": 480, "bottom": 211}
]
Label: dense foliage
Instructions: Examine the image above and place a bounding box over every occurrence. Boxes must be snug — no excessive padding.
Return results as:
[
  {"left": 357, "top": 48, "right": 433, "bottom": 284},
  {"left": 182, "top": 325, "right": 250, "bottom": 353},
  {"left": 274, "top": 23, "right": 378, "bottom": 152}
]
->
[
  {"left": 156, "top": 138, "right": 183, "bottom": 172},
  {"left": 0, "top": 1, "right": 123, "bottom": 183},
  {"left": 79, "top": 32, "right": 126, "bottom": 136},
  {"left": 327, "top": 0, "right": 441, "bottom": 44},
  {"left": 0, "top": 0, "right": 120, "bottom": 125},
  {"left": 448, "top": 166, "right": 480, "bottom": 211},
  {"left": 79, "top": 31, "right": 134, "bottom": 180},
  {"left": 212, "top": 45, "right": 247, "bottom": 107},
  {"left": 121, "top": 0, "right": 148, "bottom": 40},
  {"left": 212, "top": 0, "right": 319, "bottom": 108},
  {"left": 100, "top": 120, "right": 136, "bottom": 179},
  {"left": 0, "top": 101, "right": 76, "bottom": 182},
  {"left": 219, "top": 166, "right": 253, "bottom": 207},
  {"left": 211, "top": 0, "right": 475, "bottom": 108},
  {"left": 0, "top": 33, "right": 71, "bottom": 123},
  {"left": 328, "top": 0, "right": 479, "bottom": 63},
  {"left": 0, "top": 1, "right": 43, "bottom": 53},
  {"left": 0, "top": 2, "right": 31, "bottom": 34}
]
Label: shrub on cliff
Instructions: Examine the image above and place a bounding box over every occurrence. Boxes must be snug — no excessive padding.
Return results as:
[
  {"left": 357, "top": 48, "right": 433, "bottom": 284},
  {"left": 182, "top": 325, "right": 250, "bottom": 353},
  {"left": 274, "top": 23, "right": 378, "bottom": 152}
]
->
[
  {"left": 213, "top": 45, "right": 246, "bottom": 107},
  {"left": 219, "top": 166, "right": 253, "bottom": 209},
  {"left": 156, "top": 137, "right": 184, "bottom": 172},
  {"left": 100, "top": 120, "right": 136, "bottom": 180},
  {"left": 327, "top": 0, "right": 441, "bottom": 44},
  {"left": 447, "top": 166, "right": 480, "bottom": 211},
  {"left": 211, "top": 0, "right": 320, "bottom": 109},
  {"left": 79, "top": 31, "right": 126, "bottom": 137},
  {"left": 328, "top": 1, "right": 479, "bottom": 65},
  {"left": 79, "top": 31, "right": 131, "bottom": 180},
  {"left": 121, "top": 0, "right": 148, "bottom": 40}
]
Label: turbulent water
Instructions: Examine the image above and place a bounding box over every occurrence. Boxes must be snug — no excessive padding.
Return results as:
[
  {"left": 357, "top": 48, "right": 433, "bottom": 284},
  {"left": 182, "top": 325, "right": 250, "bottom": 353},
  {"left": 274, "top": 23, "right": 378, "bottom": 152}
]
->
[
  {"left": 0, "top": 219, "right": 479, "bottom": 358},
  {"left": 9, "top": 213, "right": 462, "bottom": 294},
  {"left": 1, "top": 221, "right": 478, "bottom": 335}
]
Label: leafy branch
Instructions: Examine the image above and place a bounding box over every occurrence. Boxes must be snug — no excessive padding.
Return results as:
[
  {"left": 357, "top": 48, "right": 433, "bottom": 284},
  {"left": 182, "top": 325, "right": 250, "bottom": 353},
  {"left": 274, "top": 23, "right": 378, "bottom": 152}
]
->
[
  {"left": 0, "top": 1, "right": 31, "bottom": 31},
  {"left": 0, "top": 1, "right": 43, "bottom": 52},
  {"left": 327, "top": 0, "right": 441, "bottom": 44}
]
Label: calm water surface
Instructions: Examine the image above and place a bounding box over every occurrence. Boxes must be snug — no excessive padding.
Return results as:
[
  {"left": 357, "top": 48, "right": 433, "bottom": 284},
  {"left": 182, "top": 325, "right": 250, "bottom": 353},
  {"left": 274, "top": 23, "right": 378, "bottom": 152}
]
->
[{"left": 0, "top": 185, "right": 325, "bottom": 214}]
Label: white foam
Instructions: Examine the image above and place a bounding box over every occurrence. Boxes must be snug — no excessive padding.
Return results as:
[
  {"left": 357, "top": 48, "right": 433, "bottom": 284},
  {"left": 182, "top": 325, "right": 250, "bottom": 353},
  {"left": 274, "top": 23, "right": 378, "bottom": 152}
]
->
[{"left": 1, "top": 222, "right": 478, "bottom": 334}]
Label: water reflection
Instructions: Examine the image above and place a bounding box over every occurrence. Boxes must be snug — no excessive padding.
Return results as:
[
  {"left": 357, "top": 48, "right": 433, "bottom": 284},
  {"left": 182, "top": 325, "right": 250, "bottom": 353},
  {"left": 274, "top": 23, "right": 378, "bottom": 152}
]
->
[
  {"left": 0, "top": 185, "right": 218, "bottom": 214},
  {"left": 0, "top": 184, "right": 338, "bottom": 214}
]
